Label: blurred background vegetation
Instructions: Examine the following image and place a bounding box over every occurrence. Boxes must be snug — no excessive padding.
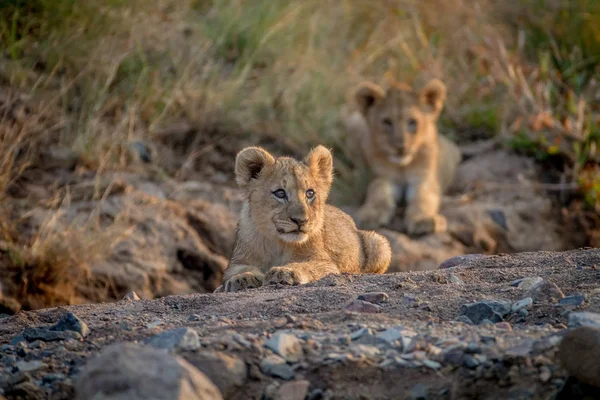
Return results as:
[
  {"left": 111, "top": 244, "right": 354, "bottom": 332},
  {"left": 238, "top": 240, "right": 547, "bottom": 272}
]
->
[{"left": 0, "top": 0, "right": 598, "bottom": 308}]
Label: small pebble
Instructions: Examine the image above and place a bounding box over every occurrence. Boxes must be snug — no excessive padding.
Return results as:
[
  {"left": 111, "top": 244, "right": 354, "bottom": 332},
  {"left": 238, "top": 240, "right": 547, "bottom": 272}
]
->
[
  {"left": 345, "top": 300, "right": 381, "bottom": 314},
  {"left": 357, "top": 292, "right": 389, "bottom": 304}
]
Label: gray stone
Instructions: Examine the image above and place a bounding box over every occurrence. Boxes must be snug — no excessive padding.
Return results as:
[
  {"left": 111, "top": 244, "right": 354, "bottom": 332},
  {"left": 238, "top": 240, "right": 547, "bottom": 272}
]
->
[
  {"left": 344, "top": 300, "right": 381, "bottom": 313},
  {"left": 511, "top": 298, "right": 533, "bottom": 313},
  {"left": 376, "top": 328, "right": 404, "bottom": 344},
  {"left": 146, "top": 320, "right": 164, "bottom": 329},
  {"left": 75, "top": 342, "right": 222, "bottom": 400},
  {"left": 357, "top": 292, "right": 389, "bottom": 304},
  {"left": 185, "top": 351, "right": 247, "bottom": 397},
  {"left": 456, "top": 315, "right": 474, "bottom": 325},
  {"left": 22, "top": 328, "right": 82, "bottom": 342},
  {"left": 51, "top": 312, "right": 89, "bottom": 337},
  {"left": 517, "top": 277, "right": 544, "bottom": 291},
  {"left": 448, "top": 274, "right": 464, "bottom": 284},
  {"left": 559, "top": 294, "right": 585, "bottom": 307},
  {"left": 568, "top": 312, "right": 600, "bottom": 329},
  {"left": 260, "top": 355, "right": 294, "bottom": 380},
  {"left": 145, "top": 328, "right": 200, "bottom": 351},
  {"left": 459, "top": 300, "right": 511, "bottom": 325},
  {"left": 265, "top": 332, "right": 302, "bottom": 362},
  {"left": 188, "top": 314, "right": 201, "bottom": 321},
  {"left": 463, "top": 355, "right": 480, "bottom": 369},
  {"left": 438, "top": 254, "right": 486, "bottom": 269},
  {"left": 349, "top": 328, "right": 371, "bottom": 341},
  {"left": 408, "top": 383, "right": 428, "bottom": 400},
  {"left": 350, "top": 344, "right": 380, "bottom": 357},
  {"left": 423, "top": 360, "right": 441, "bottom": 370},
  {"left": 275, "top": 380, "right": 310, "bottom": 400},
  {"left": 518, "top": 309, "right": 529, "bottom": 318},
  {"left": 15, "top": 360, "right": 47, "bottom": 372},
  {"left": 524, "top": 281, "right": 564, "bottom": 303}
]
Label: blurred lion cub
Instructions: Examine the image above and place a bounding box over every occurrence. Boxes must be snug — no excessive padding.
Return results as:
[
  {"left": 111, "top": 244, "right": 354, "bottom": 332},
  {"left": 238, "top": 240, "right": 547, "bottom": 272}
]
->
[
  {"left": 220, "top": 145, "right": 391, "bottom": 292},
  {"left": 343, "top": 78, "right": 461, "bottom": 236}
]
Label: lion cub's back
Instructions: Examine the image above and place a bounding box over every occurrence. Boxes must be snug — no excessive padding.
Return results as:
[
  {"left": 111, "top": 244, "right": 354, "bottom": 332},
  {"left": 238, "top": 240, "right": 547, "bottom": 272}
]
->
[{"left": 322, "top": 205, "right": 363, "bottom": 274}]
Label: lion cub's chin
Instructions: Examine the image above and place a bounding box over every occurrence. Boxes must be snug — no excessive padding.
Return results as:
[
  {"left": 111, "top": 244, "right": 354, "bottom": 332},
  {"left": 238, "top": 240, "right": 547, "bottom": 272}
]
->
[
  {"left": 388, "top": 154, "right": 414, "bottom": 166},
  {"left": 279, "top": 231, "right": 309, "bottom": 244}
]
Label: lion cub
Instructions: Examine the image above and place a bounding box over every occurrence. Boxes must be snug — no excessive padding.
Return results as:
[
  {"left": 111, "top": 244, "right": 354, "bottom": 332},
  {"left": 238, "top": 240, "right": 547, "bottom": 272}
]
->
[
  {"left": 344, "top": 78, "right": 461, "bottom": 236},
  {"left": 221, "top": 145, "right": 391, "bottom": 292}
]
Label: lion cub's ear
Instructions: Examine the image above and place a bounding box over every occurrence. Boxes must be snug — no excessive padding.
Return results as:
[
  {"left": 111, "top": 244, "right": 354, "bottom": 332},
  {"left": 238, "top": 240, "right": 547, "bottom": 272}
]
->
[
  {"left": 355, "top": 82, "right": 385, "bottom": 115},
  {"left": 419, "top": 79, "right": 447, "bottom": 117},
  {"left": 235, "top": 147, "right": 275, "bottom": 189},
  {"left": 305, "top": 145, "right": 333, "bottom": 188}
]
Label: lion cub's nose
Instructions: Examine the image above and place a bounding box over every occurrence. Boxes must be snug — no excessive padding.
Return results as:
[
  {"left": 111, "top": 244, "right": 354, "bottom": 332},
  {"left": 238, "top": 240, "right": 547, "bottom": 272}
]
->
[{"left": 290, "top": 217, "right": 308, "bottom": 228}]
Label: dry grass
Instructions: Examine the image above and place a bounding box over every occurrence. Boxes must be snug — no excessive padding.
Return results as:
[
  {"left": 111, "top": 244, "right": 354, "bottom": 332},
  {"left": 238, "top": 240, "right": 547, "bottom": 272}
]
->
[{"left": 0, "top": 0, "right": 598, "bottom": 309}]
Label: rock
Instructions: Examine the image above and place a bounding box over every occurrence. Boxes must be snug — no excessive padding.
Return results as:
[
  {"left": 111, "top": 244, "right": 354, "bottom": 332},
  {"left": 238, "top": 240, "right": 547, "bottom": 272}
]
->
[
  {"left": 408, "top": 383, "right": 428, "bottom": 400},
  {"left": 518, "top": 309, "right": 529, "bottom": 318},
  {"left": 188, "top": 314, "right": 201, "bottom": 321},
  {"left": 568, "top": 312, "right": 600, "bottom": 329},
  {"left": 22, "top": 328, "right": 82, "bottom": 342},
  {"left": 517, "top": 277, "right": 544, "bottom": 291},
  {"left": 423, "top": 360, "right": 442, "bottom": 370},
  {"left": 376, "top": 328, "right": 404, "bottom": 344},
  {"left": 51, "top": 312, "right": 89, "bottom": 337},
  {"left": 122, "top": 291, "right": 141, "bottom": 301},
  {"left": 4, "top": 381, "right": 47, "bottom": 400},
  {"left": 357, "top": 292, "right": 389, "bottom": 304},
  {"left": 307, "top": 388, "right": 325, "bottom": 400},
  {"left": 350, "top": 344, "right": 380, "bottom": 357},
  {"left": 349, "top": 328, "right": 371, "bottom": 341},
  {"left": 185, "top": 351, "right": 247, "bottom": 397},
  {"left": 456, "top": 315, "right": 474, "bottom": 325},
  {"left": 260, "top": 355, "right": 294, "bottom": 380},
  {"left": 558, "top": 327, "right": 600, "bottom": 387},
  {"left": 438, "top": 254, "right": 486, "bottom": 269},
  {"left": 146, "top": 320, "right": 164, "bottom": 329},
  {"left": 145, "top": 327, "right": 200, "bottom": 351},
  {"left": 448, "top": 274, "right": 464, "bottom": 284},
  {"left": 74, "top": 342, "right": 223, "bottom": 400},
  {"left": 511, "top": 298, "right": 533, "bottom": 313},
  {"left": 265, "top": 332, "right": 302, "bottom": 362},
  {"left": 15, "top": 360, "right": 47, "bottom": 372},
  {"left": 463, "top": 355, "right": 480, "bottom": 369},
  {"left": 275, "top": 380, "right": 310, "bottom": 400},
  {"left": 559, "top": 294, "right": 585, "bottom": 307},
  {"left": 524, "top": 280, "right": 565, "bottom": 303},
  {"left": 344, "top": 300, "right": 381, "bottom": 314},
  {"left": 495, "top": 322, "right": 512, "bottom": 331},
  {"left": 459, "top": 300, "right": 511, "bottom": 325}
]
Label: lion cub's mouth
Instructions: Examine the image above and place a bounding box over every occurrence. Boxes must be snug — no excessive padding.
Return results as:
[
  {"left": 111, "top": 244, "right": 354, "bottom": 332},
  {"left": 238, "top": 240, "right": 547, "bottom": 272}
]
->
[
  {"left": 276, "top": 227, "right": 309, "bottom": 243},
  {"left": 388, "top": 154, "right": 414, "bottom": 166}
]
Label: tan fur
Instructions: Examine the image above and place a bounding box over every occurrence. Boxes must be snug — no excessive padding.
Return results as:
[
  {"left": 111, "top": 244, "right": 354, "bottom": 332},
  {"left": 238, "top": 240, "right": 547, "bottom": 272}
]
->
[
  {"left": 222, "top": 146, "right": 391, "bottom": 292},
  {"left": 343, "top": 78, "right": 462, "bottom": 236}
]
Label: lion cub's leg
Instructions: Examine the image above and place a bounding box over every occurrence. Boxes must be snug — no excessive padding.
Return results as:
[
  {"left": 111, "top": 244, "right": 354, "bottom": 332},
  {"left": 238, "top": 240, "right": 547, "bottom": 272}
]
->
[
  {"left": 222, "top": 264, "right": 265, "bottom": 292},
  {"left": 358, "top": 230, "right": 391, "bottom": 274},
  {"left": 356, "top": 178, "right": 398, "bottom": 230},
  {"left": 266, "top": 262, "right": 340, "bottom": 286},
  {"left": 405, "top": 178, "right": 446, "bottom": 236}
]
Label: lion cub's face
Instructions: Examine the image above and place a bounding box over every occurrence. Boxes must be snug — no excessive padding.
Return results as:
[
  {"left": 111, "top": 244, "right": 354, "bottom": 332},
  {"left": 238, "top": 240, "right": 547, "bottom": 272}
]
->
[
  {"left": 355, "top": 79, "right": 447, "bottom": 166},
  {"left": 235, "top": 145, "right": 333, "bottom": 244}
]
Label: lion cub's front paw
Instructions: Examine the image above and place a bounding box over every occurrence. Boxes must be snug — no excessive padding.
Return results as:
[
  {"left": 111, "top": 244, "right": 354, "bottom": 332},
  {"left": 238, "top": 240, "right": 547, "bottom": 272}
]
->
[
  {"left": 355, "top": 207, "right": 392, "bottom": 231},
  {"left": 406, "top": 214, "right": 447, "bottom": 237},
  {"left": 223, "top": 271, "right": 265, "bottom": 292},
  {"left": 265, "top": 267, "right": 306, "bottom": 286}
]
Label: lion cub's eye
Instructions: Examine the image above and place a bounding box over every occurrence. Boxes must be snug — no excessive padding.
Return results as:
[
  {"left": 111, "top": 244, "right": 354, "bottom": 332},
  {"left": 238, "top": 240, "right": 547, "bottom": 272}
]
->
[
  {"left": 273, "top": 189, "right": 287, "bottom": 199},
  {"left": 407, "top": 118, "right": 418, "bottom": 132},
  {"left": 381, "top": 118, "right": 393, "bottom": 129},
  {"left": 306, "top": 189, "right": 315, "bottom": 200}
]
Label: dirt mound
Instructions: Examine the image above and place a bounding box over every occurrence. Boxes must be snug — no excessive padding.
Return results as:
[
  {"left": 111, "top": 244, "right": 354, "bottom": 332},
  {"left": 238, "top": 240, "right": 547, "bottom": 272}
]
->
[{"left": 1, "top": 249, "right": 599, "bottom": 399}]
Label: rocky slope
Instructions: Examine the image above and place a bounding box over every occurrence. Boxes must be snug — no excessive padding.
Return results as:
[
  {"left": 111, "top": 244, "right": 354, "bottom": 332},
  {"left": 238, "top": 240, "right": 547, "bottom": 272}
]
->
[{"left": 1, "top": 248, "right": 600, "bottom": 399}]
